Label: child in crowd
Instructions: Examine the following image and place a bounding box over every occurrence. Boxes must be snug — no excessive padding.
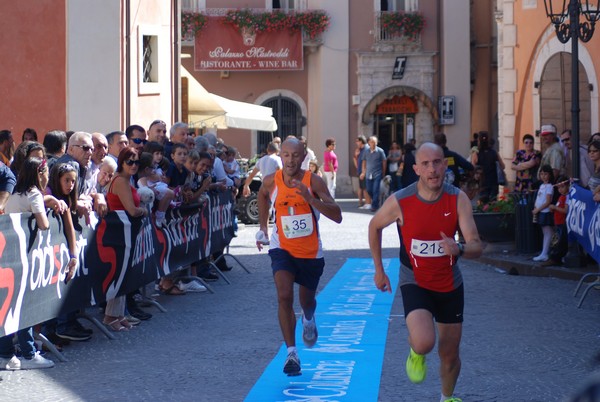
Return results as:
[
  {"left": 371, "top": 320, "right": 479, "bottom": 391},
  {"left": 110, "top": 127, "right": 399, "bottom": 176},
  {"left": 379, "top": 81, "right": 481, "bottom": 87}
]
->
[
  {"left": 0, "top": 157, "right": 64, "bottom": 370},
  {"left": 223, "top": 147, "right": 241, "bottom": 187},
  {"left": 47, "top": 163, "right": 80, "bottom": 281},
  {"left": 137, "top": 152, "right": 174, "bottom": 228},
  {"left": 166, "top": 143, "right": 189, "bottom": 189},
  {"left": 183, "top": 150, "right": 212, "bottom": 204},
  {"left": 544, "top": 176, "right": 570, "bottom": 266},
  {"left": 143, "top": 141, "right": 170, "bottom": 176},
  {"left": 308, "top": 160, "right": 323, "bottom": 177},
  {"left": 96, "top": 158, "right": 117, "bottom": 195},
  {"left": 532, "top": 164, "right": 555, "bottom": 262}
]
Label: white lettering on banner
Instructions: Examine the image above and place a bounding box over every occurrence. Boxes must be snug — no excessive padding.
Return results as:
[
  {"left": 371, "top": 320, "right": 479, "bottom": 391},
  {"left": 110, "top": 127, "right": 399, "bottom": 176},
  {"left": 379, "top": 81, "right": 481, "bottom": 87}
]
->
[
  {"left": 208, "top": 47, "right": 244, "bottom": 58},
  {"left": 567, "top": 198, "right": 586, "bottom": 236},
  {"left": 311, "top": 320, "right": 366, "bottom": 354},
  {"left": 245, "top": 47, "right": 290, "bottom": 58},
  {"left": 4, "top": 215, "right": 31, "bottom": 334},
  {"left": 327, "top": 287, "right": 375, "bottom": 316},
  {"left": 284, "top": 361, "right": 355, "bottom": 400},
  {"left": 131, "top": 222, "right": 156, "bottom": 267},
  {"left": 210, "top": 201, "right": 233, "bottom": 233},
  {"left": 199, "top": 60, "right": 253, "bottom": 69},
  {"left": 588, "top": 207, "right": 600, "bottom": 252}
]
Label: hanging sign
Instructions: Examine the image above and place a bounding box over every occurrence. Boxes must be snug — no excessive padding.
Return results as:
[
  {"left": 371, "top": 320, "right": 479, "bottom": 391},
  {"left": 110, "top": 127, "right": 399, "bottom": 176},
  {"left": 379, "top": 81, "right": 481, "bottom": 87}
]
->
[{"left": 195, "top": 17, "right": 303, "bottom": 71}]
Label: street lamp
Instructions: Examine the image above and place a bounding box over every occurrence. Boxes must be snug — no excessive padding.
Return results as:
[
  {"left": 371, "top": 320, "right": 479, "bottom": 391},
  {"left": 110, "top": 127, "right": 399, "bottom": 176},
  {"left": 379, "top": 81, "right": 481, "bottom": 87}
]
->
[
  {"left": 543, "top": 0, "right": 600, "bottom": 267},
  {"left": 543, "top": 0, "right": 600, "bottom": 179}
]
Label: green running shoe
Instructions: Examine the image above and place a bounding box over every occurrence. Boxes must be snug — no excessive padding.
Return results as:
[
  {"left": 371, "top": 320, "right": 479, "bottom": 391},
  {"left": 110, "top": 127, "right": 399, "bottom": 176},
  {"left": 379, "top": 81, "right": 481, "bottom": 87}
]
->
[
  {"left": 443, "top": 398, "right": 462, "bottom": 402},
  {"left": 405, "top": 348, "right": 426, "bottom": 383}
]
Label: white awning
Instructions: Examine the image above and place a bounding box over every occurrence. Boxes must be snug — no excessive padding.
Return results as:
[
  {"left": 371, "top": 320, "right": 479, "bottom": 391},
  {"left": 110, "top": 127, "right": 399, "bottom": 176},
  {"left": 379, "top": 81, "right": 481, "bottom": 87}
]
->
[{"left": 182, "top": 66, "right": 277, "bottom": 132}]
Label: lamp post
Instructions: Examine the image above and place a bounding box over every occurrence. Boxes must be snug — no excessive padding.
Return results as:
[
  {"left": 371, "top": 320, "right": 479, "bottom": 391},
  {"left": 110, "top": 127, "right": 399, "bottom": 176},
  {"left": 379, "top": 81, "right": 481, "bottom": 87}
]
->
[
  {"left": 544, "top": 1, "right": 600, "bottom": 267},
  {"left": 544, "top": 0, "right": 600, "bottom": 179}
]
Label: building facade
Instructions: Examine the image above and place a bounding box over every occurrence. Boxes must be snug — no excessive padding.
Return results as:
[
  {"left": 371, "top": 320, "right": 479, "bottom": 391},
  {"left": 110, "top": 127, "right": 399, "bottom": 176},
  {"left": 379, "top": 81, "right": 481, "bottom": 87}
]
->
[
  {"left": 498, "top": 0, "right": 600, "bottom": 181},
  {"left": 182, "top": 0, "right": 495, "bottom": 195},
  {"left": 0, "top": 0, "right": 179, "bottom": 139}
]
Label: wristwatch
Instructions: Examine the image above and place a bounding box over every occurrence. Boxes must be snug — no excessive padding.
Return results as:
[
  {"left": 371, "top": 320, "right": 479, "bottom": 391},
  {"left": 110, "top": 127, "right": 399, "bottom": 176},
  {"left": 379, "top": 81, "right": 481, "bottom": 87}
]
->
[{"left": 457, "top": 242, "right": 465, "bottom": 257}]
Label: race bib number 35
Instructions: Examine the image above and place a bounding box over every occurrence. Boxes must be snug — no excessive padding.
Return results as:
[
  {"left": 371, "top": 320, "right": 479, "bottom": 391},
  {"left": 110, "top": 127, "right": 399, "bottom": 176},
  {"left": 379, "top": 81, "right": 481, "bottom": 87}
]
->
[
  {"left": 411, "top": 238, "right": 445, "bottom": 257},
  {"left": 281, "top": 213, "right": 313, "bottom": 239}
]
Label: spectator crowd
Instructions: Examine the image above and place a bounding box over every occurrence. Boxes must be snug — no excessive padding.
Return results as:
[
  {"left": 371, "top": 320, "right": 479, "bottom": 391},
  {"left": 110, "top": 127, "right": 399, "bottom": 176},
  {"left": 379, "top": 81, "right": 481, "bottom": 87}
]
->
[{"left": 0, "top": 123, "right": 248, "bottom": 370}]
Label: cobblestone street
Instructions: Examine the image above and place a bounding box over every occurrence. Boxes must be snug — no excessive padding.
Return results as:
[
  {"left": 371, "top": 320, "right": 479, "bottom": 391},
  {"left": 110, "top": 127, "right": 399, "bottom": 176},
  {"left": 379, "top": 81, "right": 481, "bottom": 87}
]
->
[{"left": 1, "top": 200, "right": 599, "bottom": 401}]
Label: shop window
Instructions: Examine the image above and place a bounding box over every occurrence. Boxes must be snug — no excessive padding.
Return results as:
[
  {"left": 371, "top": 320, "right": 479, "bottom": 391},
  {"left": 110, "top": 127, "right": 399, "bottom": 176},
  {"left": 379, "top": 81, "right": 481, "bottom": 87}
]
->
[{"left": 378, "top": 0, "right": 418, "bottom": 12}]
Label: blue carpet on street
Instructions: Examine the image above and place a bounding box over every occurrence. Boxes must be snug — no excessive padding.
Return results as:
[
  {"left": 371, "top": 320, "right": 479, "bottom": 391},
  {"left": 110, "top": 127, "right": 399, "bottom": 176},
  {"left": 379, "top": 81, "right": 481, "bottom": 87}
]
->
[{"left": 245, "top": 258, "right": 400, "bottom": 402}]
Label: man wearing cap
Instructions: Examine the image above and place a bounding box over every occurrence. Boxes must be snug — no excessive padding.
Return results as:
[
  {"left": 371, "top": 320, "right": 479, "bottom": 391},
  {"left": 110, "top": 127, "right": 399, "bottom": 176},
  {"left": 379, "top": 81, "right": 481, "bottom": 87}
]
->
[{"left": 539, "top": 124, "right": 565, "bottom": 179}]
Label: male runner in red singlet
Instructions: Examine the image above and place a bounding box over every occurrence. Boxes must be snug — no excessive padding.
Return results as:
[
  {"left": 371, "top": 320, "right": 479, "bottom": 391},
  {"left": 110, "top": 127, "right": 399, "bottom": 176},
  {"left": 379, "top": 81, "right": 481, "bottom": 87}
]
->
[
  {"left": 368, "top": 142, "right": 482, "bottom": 402},
  {"left": 256, "top": 138, "right": 342, "bottom": 376}
]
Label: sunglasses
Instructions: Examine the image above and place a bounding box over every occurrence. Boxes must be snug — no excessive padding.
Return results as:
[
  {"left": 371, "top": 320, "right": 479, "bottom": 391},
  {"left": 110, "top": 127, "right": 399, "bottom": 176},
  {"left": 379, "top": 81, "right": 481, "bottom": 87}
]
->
[
  {"left": 125, "top": 159, "right": 140, "bottom": 166},
  {"left": 132, "top": 138, "right": 148, "bottom": 145},
  {"left": 524, "top": 140, "right": 533, "bottom": 144},
  {"left": 73, "top": 144, "right": 94, "bottom": 152},
  {"left": 560, "top": 138, "right": 571, "bottom": 143}
]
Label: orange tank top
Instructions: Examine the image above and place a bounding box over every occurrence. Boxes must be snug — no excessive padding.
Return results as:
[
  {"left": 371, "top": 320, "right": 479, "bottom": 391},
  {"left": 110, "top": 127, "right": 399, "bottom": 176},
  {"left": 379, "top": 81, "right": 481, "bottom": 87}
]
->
[{"left": 271, "top": 170, "right": 321, "bottom": 259}]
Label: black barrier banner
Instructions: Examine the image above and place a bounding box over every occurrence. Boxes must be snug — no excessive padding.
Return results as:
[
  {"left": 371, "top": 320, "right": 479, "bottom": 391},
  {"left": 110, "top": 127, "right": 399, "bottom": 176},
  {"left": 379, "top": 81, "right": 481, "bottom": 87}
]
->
[{"left": 0, "top": 191, "right": 234, "bottom": 337}]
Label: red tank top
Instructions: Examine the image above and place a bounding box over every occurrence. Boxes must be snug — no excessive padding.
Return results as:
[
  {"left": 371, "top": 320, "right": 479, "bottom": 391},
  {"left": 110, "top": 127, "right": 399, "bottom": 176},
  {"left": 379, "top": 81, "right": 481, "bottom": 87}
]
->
[
  {"left": 107, "top": 178, "right": 140, "bottom": 211},
  {"left": 396, "top": 183, "right": 461, "bottom": 292},
  {"left": 271, "top": 170, "right": 321, "bottom": 258}
]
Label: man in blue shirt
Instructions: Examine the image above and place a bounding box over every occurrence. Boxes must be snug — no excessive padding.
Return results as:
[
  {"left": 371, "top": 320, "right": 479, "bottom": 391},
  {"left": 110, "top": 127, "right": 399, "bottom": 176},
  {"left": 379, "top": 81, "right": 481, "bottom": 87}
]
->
[{"left": 360, "top": 136, "right": 387, "bottom": 212}]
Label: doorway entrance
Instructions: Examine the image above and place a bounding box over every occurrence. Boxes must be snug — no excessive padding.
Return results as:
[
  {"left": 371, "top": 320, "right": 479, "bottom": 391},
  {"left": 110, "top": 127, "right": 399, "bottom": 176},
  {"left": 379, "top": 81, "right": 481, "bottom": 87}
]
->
[{"left": 374, "top": 95, "right": 417, "bottom": 151}]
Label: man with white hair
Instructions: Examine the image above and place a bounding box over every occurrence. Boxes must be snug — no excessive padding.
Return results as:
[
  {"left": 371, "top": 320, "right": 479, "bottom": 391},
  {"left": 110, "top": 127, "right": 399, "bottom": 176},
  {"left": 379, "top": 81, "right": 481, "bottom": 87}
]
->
[
  {"left": 164, "top": 122, "right": 190, "bottom": 161},
  {"left": 52, "top": 131, "right": 108, "bottom": 342}
]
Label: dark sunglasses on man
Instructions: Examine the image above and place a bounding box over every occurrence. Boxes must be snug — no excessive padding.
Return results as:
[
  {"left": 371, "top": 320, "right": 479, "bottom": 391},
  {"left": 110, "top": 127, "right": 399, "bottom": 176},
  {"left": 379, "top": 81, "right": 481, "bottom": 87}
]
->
[{"left": 131, "top": 138, "right": 148, "bottom": 145}]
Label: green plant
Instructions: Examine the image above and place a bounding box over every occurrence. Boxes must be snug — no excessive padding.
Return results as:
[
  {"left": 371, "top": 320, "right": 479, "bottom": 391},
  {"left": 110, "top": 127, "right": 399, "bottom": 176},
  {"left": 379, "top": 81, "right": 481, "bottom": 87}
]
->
[
  {"left": 182, "top": 11, "right": 208, "bottom": 38},
  {"left": 222, "top": 9, "right": 330, "bottom": 40},
  {"left": 380, "top": 11, "right": 425, "bottom": 40}
]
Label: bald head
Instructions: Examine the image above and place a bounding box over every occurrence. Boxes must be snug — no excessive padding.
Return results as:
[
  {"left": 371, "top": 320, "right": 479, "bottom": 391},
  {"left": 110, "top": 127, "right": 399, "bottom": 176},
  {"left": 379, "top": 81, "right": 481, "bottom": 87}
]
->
[
  {"left": 415, "top": 142, "right": 444, "bottom": 162},
  {"left": 281, "top": 137, "right": 304, "bottom": 154}
]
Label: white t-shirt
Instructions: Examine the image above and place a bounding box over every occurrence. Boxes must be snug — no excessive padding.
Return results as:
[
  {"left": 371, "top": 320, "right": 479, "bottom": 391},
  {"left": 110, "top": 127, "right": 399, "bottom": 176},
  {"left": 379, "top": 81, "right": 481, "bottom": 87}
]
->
[
  {"left": 5, "top": 187, "right": 45, "bottom": 214},
  {"left": 257, "top": 153, "right": 282, "bottom": 178},
  {"left": 534, "top": 183, "right": 554, "bottom": 212}
]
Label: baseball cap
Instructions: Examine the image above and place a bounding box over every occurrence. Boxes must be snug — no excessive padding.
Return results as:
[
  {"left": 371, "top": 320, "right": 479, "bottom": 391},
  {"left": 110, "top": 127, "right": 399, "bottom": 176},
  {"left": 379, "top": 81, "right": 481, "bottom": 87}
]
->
[{"left": 540, "top": 124, "right": 557, "bottom": 136}]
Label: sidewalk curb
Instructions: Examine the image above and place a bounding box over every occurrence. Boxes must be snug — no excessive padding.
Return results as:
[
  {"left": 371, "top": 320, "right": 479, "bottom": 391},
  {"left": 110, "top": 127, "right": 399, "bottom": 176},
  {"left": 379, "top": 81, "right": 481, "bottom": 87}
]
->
[{"left": 477, "top": 254, "right": 595, "bottom": 281}]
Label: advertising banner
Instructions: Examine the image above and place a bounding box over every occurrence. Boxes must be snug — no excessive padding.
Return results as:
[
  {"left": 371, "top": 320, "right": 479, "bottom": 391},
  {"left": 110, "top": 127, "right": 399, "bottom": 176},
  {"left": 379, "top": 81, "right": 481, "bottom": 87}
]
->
[
  {"left": 567, "top": 184, "right": 600, "bottom": 264},
  {"left": 0, "top": 192, "right": 234, "bottom": 337},
  {"left": 194, "top": 17, "right": 303, "bottom": 71}
]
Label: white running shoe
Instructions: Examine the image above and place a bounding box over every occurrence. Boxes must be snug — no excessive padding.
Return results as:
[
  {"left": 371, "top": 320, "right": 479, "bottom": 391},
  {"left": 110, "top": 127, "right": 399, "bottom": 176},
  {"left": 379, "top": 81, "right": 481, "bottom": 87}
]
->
[
  {"left": 302, "top": 314, "right": 318, "bottom": 348},
  {"left": 20, "top": 352, "right": 54, "bottom": 370},
  {"left": 177, "top": 281, "right": 207, "bottom": 293},
  {"left": 533, "top": 255, "right": 549, "bottom": 262},
  {"left": 0, "top": 355, "right": 21, "bottom": 370},
  {"left": 360, "top": 204, "right": 372, "bottom": 210}
]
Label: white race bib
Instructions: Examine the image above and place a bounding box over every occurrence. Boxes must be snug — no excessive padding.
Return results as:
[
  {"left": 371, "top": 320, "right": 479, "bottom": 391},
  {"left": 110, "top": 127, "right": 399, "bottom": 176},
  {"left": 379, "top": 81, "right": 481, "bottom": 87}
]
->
[
  {"left": 411, "top": 238, "right": 445, "bottom": 257},
  {"left": 281, "top": 213, "right": 314, "bottom": 239}
]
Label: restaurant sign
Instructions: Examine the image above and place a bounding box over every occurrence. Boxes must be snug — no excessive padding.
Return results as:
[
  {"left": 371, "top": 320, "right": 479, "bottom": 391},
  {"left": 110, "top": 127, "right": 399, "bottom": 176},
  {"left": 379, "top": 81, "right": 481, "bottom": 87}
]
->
[{"left": 194, "top": 17, "right": 303, "bottom": 71}]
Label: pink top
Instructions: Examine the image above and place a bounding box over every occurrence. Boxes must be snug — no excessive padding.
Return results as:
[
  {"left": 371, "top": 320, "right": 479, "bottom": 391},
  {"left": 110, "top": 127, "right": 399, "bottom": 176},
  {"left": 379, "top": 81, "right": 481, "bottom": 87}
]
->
[{"left": 323, "top": 150, "right": 338, "bottom": 173}]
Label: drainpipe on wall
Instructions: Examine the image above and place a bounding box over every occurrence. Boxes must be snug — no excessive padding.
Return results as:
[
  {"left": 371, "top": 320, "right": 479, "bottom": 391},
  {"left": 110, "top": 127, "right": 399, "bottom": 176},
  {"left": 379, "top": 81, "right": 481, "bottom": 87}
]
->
[
  {"left": 436, "top": 0, "right": 442, "bottom": 132},
  {"left": 173, "top": 0, "right": 181, "bottom": 123},
  {"left": 125, "top": 0, "right": 131, "bottom": 128}
]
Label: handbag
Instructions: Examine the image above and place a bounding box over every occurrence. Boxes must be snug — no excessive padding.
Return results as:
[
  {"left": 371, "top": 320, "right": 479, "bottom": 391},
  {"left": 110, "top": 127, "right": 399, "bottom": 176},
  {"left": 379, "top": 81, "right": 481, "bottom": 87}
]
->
[{"left": 497, "top": 161, "right": 506, "bottom": 186}]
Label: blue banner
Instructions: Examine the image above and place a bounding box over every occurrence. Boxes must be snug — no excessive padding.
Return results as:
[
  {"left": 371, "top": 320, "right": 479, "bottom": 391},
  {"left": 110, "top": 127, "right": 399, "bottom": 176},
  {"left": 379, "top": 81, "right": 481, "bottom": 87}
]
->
[{"left": 567, "top": 184, "right": 600, "bottom": 264}]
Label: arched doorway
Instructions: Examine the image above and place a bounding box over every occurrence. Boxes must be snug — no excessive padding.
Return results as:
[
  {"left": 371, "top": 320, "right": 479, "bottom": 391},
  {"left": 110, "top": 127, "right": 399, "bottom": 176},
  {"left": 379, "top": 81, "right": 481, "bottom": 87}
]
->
[
  {"left": 258, "top": 95, "right": 304, "bottom": 154},
  {"left": 362, "top": 85, "right": 438, "bottom": 148},
  {"left": 540, "top": 52, "right": 591, "bottom": 144},
  {"left": 374, "top": 95, "right": 417, "bottom": 151}
]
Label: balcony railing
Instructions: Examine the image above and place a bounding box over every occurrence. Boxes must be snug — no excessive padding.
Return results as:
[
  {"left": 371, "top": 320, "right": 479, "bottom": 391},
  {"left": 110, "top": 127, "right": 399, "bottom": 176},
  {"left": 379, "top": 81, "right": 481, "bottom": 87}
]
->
[{"left": 374, "top": 11, "right": 423, "bottom": 46}]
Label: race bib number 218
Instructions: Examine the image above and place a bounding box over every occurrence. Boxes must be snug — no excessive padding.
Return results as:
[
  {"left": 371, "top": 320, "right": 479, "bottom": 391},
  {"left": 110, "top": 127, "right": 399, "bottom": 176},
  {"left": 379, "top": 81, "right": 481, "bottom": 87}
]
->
[{"left": 411, "top": 239, "right": 445, "bottom": 257}]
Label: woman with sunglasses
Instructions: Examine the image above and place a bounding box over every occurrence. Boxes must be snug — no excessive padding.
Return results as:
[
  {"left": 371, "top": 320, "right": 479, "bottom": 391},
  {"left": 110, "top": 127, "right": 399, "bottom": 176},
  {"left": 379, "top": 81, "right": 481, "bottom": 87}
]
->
[
  {"left": 587, "top": 139, "right": 600, "bottom": 202},
  {"left": 104, "top": 147, "right": 148, "bottom": 331},
  {"left": 511, "top": 134, "right": 542, "bottom": 193}
]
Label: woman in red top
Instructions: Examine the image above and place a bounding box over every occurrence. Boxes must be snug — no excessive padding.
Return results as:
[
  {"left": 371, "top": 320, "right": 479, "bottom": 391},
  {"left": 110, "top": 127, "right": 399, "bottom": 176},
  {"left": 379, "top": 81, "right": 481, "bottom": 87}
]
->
[{"left": 104, "top": 147, "right": 148, "bottom": 331}]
